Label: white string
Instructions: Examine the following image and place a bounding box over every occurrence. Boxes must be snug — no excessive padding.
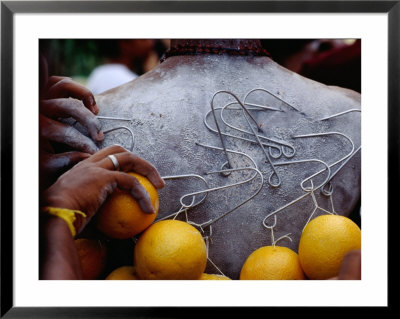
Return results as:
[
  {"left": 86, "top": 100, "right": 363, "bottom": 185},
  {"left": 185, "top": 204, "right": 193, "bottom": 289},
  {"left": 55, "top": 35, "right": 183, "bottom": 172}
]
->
[
  {"left": 203, "top": 228, "right": 227, "bottom": 277},
  {"left": 302, "top": 181, "right": 335, "bottom": 233}
]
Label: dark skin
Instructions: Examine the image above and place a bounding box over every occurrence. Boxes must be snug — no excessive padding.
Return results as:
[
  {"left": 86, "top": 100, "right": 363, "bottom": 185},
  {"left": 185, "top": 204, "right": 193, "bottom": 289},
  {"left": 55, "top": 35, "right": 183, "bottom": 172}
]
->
[
  {"left": 329, "top": 249, "right": 361, "bottom": 280},
  {"left": 40, "top": 145, "right": 165, "bottom": 280},
  {"left": 39, "top": 55, "right": 104, "bottom": 192},
  {"left": 38, "top": 56, "right": 165, "bottom": 280}
]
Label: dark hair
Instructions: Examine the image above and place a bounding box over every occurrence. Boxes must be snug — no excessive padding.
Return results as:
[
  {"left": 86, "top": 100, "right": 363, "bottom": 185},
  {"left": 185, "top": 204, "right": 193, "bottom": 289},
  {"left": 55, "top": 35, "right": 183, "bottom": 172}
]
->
[
  {"left": 260, "top": 39, "right": 313, "bottom": 63},
  {"left": 96, "top": 39, "right": 121, "bottom": 59}
]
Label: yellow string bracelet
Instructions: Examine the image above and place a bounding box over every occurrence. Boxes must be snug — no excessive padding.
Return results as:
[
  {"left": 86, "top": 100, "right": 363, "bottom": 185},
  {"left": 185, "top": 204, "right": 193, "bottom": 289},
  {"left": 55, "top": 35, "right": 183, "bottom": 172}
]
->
[{"left": 41, "top": 206, "right": 87, "bottom": 237}]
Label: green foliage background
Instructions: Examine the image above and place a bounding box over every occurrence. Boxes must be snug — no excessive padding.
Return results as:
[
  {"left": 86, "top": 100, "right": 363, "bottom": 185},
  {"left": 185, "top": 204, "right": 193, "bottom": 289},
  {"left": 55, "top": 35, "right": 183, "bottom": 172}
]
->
[{"left": 40, "top": 39, "right": 107, "bottom": 79}]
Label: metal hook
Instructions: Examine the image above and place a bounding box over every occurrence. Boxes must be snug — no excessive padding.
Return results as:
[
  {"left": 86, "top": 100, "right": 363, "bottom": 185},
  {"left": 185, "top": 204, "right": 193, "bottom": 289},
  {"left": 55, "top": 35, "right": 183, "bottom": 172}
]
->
[
  {"left": 243, "top": 87, "right": 300, "bottom": 112},
  {"left": 262, "top": 142, "right": 357, "bottom": 230},
  {"left": 319, "top": 109, "right": 361, "bottom": 121},
  {"left": 156, "top": 196, "right": 196, "bottom": 222},
  {"left": 178, "top": 166, "right": 259, "bottom": 208},
  {"left": 193, "top": 142, "right": 264, "bottom": 228},
  {"left": 321, "top": 145, "right": 361, "bottom": 196},
  {"left": 262, "top": 191, "right": 311, "bottom": 227},
  {"left": 97, "top": 115, "right": 132, "bottom": 121},
  {"left": 210, "top": 92, "right": 235, "bottom": 170},
  {"left": 103, "top": 126, "right": 135, "bottom": 152},
  {"left": 204, "top": 107, "right": 283, "bottom": 158},
  {"left": 199, "top": 166, "right": 264, "bottom": 228},
  {"left": 292, "top": 131, "right": 355, "bottom": 196},
  {"left": 274, "top": 158, "right": 331, "bottom": 192},
  {"left": 211, "top": 90, "right": 282, "bottom": 187},
  {"left": 196, "top": 141, "right": 258, "bottom": 169},
  {"left": 262, "top": 214, "right": 293, "bottom": 247},
  {"left": 219, "top": 101, "right": 296, "bottom": 159},
  {"left": 243, "top": 102, "right": 282, "bottom": 112},
  {"left": 163, "top": 166, "right": 262, "bottom": 229},
  {"left": 262, "top": 147, "right": 350, "bottom": 226},
  {"left": 263, "top": 214, "right": 277, "bottom": 229},
  {"left": 158, "top": 143, "right": 262, "bottom": 228},
  {"left": 161, "top": 173, "right": 210, "bottom": 209}
]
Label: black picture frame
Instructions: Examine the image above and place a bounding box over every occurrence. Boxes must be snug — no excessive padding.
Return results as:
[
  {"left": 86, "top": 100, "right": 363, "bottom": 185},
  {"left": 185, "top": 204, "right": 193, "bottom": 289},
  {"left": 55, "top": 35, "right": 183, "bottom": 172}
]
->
[{"left": 1, "top": 0, "right": 395, "bottom": 317}]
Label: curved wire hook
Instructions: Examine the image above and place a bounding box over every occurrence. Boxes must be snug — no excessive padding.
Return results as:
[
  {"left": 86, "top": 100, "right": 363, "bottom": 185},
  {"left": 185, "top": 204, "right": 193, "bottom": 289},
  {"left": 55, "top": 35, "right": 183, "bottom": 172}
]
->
[
  {"left": 262, "top": 191, "right": 311, "bottom": 228},
  {"left": 199, "top": 166, "right": 264, "bottom": 228},
  {"left": 319, "top": 108, "right": 361, "bottom": 121},
  {"left": 161, "top": 173, "right": 210, "bottom": 208},
  {"left": 195, "top": 141, "right": 258, "bottom": 170},
  {"left": 273, "top": 158, "right": 331, "bottom": 192},
  {"left": 204, "top": 107, "right": 283, "bottom": 158},
  {"left": 219, "top": 101, "right": 296, "bottom": 159},
  {"left": 243, "top": 87, "right": 300, "bottom": 112},
  {"left": 211, "top": 90, "right": 281, "bottom": 187},
  {"left": 261, "top": 144, "right": 358, "bottom": 225},
  {"left": 321, "top": 145, "right": 361, "bottom": 196},
  {"left": 194, "top": 142, "right": 264, "bottom": 228},
  {"left": 179, "top": 166, "right": 260, "bottom": 208},
  {"left": 263, "top": 214, "right": 277, "bottom": 229},
  {"left": 243, "top": 88, "right": 297, "bottom": 158},
  {"left": 97, "top": 115, "right": 132, "bottom": 121},
  {"left": 292, "top": 131, "right": 355, "bottom": 196},
  {"left": 103, "top": 125, "right": 135, "bottom": 152}
]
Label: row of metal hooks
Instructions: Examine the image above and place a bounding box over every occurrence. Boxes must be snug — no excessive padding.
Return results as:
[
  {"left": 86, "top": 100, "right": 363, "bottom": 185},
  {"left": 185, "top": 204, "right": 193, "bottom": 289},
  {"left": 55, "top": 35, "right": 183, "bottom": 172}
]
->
[
  {"left": 94, "top": 88, "right": 360, "bottom": 243},
  {"left": 202, "top": 88, "right": 360, "bottom": 245},
  {"left": 207, "top": 89, "right": 360, "bottom": 191}
]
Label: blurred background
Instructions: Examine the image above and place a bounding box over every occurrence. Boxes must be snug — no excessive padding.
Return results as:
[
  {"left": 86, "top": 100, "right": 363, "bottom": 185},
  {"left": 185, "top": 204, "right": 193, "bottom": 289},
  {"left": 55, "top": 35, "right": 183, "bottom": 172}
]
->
[
  {"left": 40, "top": 39, "right": 171, "bottom": 94},
  {"left": 39, "top": 38, "right": 360, "bottom": 94}
]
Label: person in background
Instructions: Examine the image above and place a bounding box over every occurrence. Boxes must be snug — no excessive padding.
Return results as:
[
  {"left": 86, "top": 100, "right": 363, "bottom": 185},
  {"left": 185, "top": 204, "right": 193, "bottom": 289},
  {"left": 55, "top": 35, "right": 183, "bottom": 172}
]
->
[
  {"left": 261, "top": 39, "right": 361, "bottom": 93},
  {"left": 86, "top": 39, "right": 169, "bottom": 94}
]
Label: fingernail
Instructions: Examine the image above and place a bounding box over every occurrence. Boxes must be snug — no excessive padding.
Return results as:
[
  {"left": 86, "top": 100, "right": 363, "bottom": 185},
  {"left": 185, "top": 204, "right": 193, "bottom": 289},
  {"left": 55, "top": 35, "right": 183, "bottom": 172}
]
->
[
  {"left": 89, "top": 145, "right": 99, "bottom": 154},
  {"left": 88, "top": 95, "right": 95, "bottom": 106},
  {"left": 142, "top": 205, "right": 155, "bottom": 214},
  {"left": 97, "top": 131, "right": 104, "bottom": 141},
  {"left": 158, "top": 178, "right": 165, "bottom": 188},
  {"left": 93, "top": 104, "right": 99, "bottom": 115}
]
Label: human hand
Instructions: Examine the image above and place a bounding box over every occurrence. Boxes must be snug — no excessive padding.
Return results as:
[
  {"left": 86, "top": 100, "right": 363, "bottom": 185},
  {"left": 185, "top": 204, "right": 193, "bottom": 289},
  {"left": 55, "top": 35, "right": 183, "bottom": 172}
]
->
[
  {"left": 41, "top": 145, "right": 165, "bottom": 234},
  {"left": 329, "top": 250, "right": 361, "bottom": 280},
  {"left": 39, "top": 55, "right": 104, "bottom": 189},
  {"left": 40, "top": 75, "right": 104, "bottom": 153}
]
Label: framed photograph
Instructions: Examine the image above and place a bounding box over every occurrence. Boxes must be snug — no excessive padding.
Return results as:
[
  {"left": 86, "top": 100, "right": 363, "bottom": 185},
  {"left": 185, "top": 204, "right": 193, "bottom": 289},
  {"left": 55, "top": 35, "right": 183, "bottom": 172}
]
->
[{"left": 1, "top": 0, "right": 396, "bottom": 316}]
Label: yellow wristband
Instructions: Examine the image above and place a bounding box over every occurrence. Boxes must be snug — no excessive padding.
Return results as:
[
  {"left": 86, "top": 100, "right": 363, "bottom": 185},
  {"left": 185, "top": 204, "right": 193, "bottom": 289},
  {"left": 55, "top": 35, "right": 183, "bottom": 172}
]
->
[{"left": 41, "top": 206, "right": 87, "bottom": 237}]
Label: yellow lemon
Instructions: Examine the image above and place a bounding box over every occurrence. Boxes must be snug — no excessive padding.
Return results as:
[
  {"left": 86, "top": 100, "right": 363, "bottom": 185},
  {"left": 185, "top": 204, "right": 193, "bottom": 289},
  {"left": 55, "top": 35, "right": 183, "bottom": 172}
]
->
[
  {"left": 298, "top": 214, "right": 361, "bottom": 280},
  {"left": 134, "top": 220, "right": 207, "bottom": 280},
  {"left": 199, "top": 273, "right": 231, "bottom": 280},
  {"left": 105, "top": 266, "right": 139, "bottom": 280},
  {"left": 97, "top": 172, "right": 159, "bottom": 239},
  {"left": 75, "top": 238, "right": 107, "bottom": 280},
  {"left": 240, "top": 246, "right": 305, "bottom": 280}
]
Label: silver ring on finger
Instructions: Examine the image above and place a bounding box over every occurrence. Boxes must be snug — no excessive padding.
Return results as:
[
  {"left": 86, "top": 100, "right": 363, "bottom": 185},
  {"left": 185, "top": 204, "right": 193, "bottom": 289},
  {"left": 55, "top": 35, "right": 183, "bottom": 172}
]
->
[{"left": 107, "top": 154, "right": 120, "bottom": 171}]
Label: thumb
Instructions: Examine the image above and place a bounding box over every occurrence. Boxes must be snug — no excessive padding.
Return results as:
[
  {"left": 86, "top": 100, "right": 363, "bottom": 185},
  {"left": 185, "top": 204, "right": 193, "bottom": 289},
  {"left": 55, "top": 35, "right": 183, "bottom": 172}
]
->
[{"left": 112, "top": 171, "right": 155, "bottom": 214}]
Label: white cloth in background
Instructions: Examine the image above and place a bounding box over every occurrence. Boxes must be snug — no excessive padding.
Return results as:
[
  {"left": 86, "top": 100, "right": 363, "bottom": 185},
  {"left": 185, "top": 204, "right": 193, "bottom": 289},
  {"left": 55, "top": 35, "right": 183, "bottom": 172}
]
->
[{"left": 86, "top": 64, "right": 138, "bottom": 94}]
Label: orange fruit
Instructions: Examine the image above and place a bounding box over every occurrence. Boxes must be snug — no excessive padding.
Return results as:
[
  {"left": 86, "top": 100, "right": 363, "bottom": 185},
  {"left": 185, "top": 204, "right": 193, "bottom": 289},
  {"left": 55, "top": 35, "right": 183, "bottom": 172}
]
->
[
  {"left": 134, "top": 220, "right": 207, "bottom": 280},
  {"left": 75, "top": 238, "right": 107, "bottom": 280},
  {"left": 199, "top": 273, "right": 231, "bottom": 280},
  {"left": 240, "top": 246, "right": 305, "bottom": 280},
  {"left": 96, "top": 172, "right": 159, "bottom": 239},
  {"left": 105, "top": 266, "right": 139, "bottom": 280},
  {"left": 298, "top": 214, "right": 361, "bottom": 280}
]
